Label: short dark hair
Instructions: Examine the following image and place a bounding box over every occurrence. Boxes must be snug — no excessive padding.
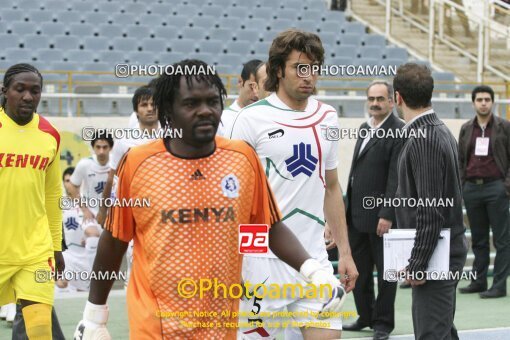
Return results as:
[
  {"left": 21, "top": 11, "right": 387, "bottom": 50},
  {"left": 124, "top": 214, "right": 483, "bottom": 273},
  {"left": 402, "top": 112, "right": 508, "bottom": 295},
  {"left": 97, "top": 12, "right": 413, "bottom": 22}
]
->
[
  {"left": 266, "top": 29, "right": 325, "bottom": 92},
  {"left": 62, "top": 167, "right": 75, "bottom": 181},
  {"left": 153, "top": 59, "right": 227, "bottom": 131},
  {"left": 91, "top": 130, "right": 114, "bottom": 148},
  {"left": 132, "top": 85, "right": 153, "bottom": 112},
  {"left": 255, "top": 61, "right": 267, "bottom": 83},
  {"left": 471, "top": 85, "right": 494, "bottom": 103},
  {"left": 1, "top": 63, "right": 43, "bottom": 108},
  {"left": 240, "top": 59, "right": 263, "bottom": 84},
  {"left": 393, "top": 63, "right": 433, "bottom": 109}
]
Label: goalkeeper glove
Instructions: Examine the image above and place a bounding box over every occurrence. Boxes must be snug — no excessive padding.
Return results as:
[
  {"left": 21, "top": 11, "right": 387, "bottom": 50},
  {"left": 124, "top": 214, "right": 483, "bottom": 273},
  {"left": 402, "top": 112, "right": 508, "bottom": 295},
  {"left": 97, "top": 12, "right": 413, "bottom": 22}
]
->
[
  {"left": 74, "top": 301, "right": 111, "bottom": 340},
  {"left": 300, "top": 258, "right": 346, "bottom": 319}
]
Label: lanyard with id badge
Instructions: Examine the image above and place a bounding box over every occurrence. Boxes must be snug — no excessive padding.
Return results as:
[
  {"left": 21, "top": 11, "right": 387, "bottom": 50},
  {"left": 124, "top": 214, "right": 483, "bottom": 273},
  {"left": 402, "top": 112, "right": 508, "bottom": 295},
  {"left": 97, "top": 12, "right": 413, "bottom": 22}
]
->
[{"left": 475, "top": 126, "right": 489, "bottom": 156}]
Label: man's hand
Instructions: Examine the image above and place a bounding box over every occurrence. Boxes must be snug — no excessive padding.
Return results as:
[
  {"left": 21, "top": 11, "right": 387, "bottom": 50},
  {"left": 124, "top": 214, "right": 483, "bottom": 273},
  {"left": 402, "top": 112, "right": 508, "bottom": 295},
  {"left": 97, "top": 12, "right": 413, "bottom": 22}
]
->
[
  {"left": 400, "top": 269, "right": 426, "bottom": 287},
  {"left": 338, "top": 254, "right": 358, "bottom": 293},
  {"left": 74, "top": 302, "right": 111, "bottom": 340},
  {"left": 54, "top": 251, "right": 65, "bottom": 276},
  {"left": 376, "top": 218, "right": 392, "bottom": 237},
  {"left": 82, "top": 207, "right": 95, "bottom": 223}
]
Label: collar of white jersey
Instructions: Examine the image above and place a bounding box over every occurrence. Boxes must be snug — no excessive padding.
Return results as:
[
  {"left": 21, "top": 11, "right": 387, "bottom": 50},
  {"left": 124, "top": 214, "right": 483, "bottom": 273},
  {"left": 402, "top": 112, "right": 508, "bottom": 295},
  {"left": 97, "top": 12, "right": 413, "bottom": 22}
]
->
[
  {"left": 267, "top": 93, "right": 317, "bottom": 113},
  {"left": 230, "top": 100, "right": 241, "bottom": 112}
]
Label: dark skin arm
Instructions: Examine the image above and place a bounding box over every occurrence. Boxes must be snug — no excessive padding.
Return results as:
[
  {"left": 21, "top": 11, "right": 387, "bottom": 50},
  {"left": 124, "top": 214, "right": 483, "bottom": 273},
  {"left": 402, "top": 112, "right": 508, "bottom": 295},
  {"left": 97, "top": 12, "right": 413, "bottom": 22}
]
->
[
  {"left": 269, "top": 221, "right": 311, "bottom": 272},
  {"left": 87, "top": 230, "right": 129, "bottom": 305}
]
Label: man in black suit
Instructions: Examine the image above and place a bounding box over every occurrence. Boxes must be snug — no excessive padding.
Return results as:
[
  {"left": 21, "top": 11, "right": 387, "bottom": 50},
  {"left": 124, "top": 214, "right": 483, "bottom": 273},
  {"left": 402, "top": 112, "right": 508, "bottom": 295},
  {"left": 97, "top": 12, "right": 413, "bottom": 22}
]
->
[
  {"left": 393, "top": 63, "right": 468, "bottom": 339},
  {"left": 343, "top": 80, "right": 404, "bottom": 340}
]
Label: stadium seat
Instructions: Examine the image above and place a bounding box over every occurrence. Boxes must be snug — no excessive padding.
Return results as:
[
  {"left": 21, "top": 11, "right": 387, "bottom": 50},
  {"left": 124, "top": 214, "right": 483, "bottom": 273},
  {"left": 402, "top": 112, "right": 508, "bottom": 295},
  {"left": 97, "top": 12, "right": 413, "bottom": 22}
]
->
[
  {"left": 199, "top": 6, "right": 224, "bottom": 17},
  {"left": 299, "top": 10, "right": 323, "bottom": 21},
  {"left": 199, "top": 40, "right": 226, "bottom": 54},
  {"left": 174, "top": 4, "right": 200, "bottom": 16},
  {"left": 340, "top": 33, "right": 363, "bottom": 46},
  {"left": 0, "top": 34, "right": 19, "bottom": 49},
  {"left": 22, "top": 34, "right": 52, "bottom": 50},
  {"left": 342, "top": 22, "right": 366, "bottom": 35},
  {"left": 96, "top": 25, "right": 124, "bottom": 39},
  {"left": 358, "top": 46, "right": 384, "bottom": 60},
  {"left": 95, "top": 3, "right": 122, "bottom": 14},
  {"left": 432, "top": 100, "right": 458, "bottom": 118},
  {"left": 251, "top": 7, "right": 273, "bottom": 19},
  {"left": 111, "top": 13, "right": 137, "bottom": 26},
  {"left": 340, "top": 101, "right": 366, "bottom": 117},
  {"left": 83, "top": 12, "right": 109, "bottom": 25},
  {"left": 99, "top": 51, "right": 128, "bottom": 64},
  {"left": 9, "top": 22, "right": 39, "bottom": 35},
  {"left": 125, "top": 26, "right": 151, "bottom": 39},
  {"left": 217, "top": 53, "right": 243, "bottom": 70},
  {"left": 128, "top": 52, "right": 156, "bottom": 65},
  {"left": 25, "top": 10, "right": 55, "bottom": 24},
  {"left": 83, "top": 37, "right": 110, "bottom": 51},
  {"left": 334, "top": 45, "right": 358, "bottom": 59},
  {"left": 193, "top": 52, "right": 215, "bottom": 65},
  {"left": 124, "top": 3, "right": 146, "bottom": 14},
  {"left": 111, "top": 38, "right": 140, "bottom": 52},
  {"left": 141, "top": 38, "right": 169, "bottom": 52},
  {"left": 190, "top": 16, "right": 217, "bottom": 29},
  {"left": 208, "top": 29, "right": 233, "bottom": 41},
  {"left": 324, "top": 11, "right": 346, "bottom": 23},
  {"left": 219, "top": 18, "right": 243, "bottom": 31},
  {"left": 318, "top": 21, "right": 343, "bottom": 34},
  {"left": 80, "top": 62, "right": 111, "bottom": 72},
  {"left": 54, "top": 36, "right": 82, "bottom": 50},
  {"left": 225, "top": 41, "right": 251, "bottom": 55},
  {"left": 38, "top": 49, "right": 65, "bottom": 63},
  {"left": 179, "top": 27, "right": 207, "bottom": 40},
  {"left": 66, "top": 50, "right": 97, "bottom": 63},
  {"left": 296, "top": 20, "right": 318, "bottom": 33},
  {"left": 0, "top": 9, "right": 24, "bottom": 22},
  {"left": 363, "top": 34, "right": 386, "bottom": 47},
  {"left": 233, "top": 29, "right": 262, "bottom": 42},
  {"left": 51, "top": 61, "right": 80, "bottom": 71},
  {"left": 384, "top": 47, "right": 408, "bottom": 60},
  {"left": 68, "top": 24, "right": 95, "bottom": 37},
  {"left": 56, "top": 11, "right": 84, "bottom": 25},
  {"left": 171, "top": 39, "right": 199, "bottom": 54},
  {"left": 223, "top": 7, "right": 246, "bottom": 19},
  {"left": 276, "top": 9, "right": 297, "bottom": 21},
  {"left": 320, "top": 32, "right": 340, "bottom": 47},
  {"left": 268, "top": 19, "right": 294, "bottom": 32},
  {"left": 165, "top": 16, "right": 188, "bottom": 29},
  {"left": 68, "top": 2, "right": 95, "bottom": 13},
  {"left": 148, "top": 3, "right": 173, "bottom": 15},
  {"left": 5, "top": 49, "right": 33, "bottom": 64},
  {"left": 252, "top": 41, "right": 270, "bottom": 55}
]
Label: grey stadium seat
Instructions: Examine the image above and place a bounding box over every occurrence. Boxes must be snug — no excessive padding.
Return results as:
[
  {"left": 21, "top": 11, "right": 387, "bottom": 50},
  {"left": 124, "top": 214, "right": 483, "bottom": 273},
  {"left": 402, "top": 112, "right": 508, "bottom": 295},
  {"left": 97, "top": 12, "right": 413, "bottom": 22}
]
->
[
  {"left": 190, "top": 16, "right": 217, "bottom": 29},
  {"left": 10, "top": 22, "right": 40, "bottom": 35},
  {"left": 334, "top": 45, "right": 358, "bottom": 59},
  {"left": 65, "top": 50, "right": 96, "bottom": 64},
  {"left": 96, "top": 25, "right": 124, "bottom": 39},
  {"left": 358, "top": 46, "right": 384, "bottom": 59},
  {"left": 111, "top": 13, "right": 137, "bottom": 26},
  {"left": 179, "top": 27, "right": 207, "bottom": 40},
  {"left": 111, "top": 38, "right": 139, "bottom": 52},
  {"left": 384, "top": 47, "right": 408, "bottom": 60},
  {"left": 342, "top": 22, "right": 366, "bottom": 35},
  {"left": 141, "top": 38, "right": 171, "bottom": 52},
  {"left": 198, "top": 40, "right": 225, "bottom": 55},
  {"left": 54, "top": 36, "right": 82, "bottom": 50},
  {"left": 68, "top": 24, "right": 95, "bottom": 37},
  {"left": 171, "top": 39, "right": 199, "bottom": 54},
  {"left": 340, "top": 33, "right": 363, "bottom": 46},
  {"left": 0, "top": 34, "right": 19, "bottom": 49},
  {"left": 125, "top": 26, "right": 151, "bottom": 39},
  {"left": 218, "top": 18, "right": 243, "bottom": 31},
  {"left": 225, "top": 41, "right": 251, "bottom": 55},
  {"left": 83, "top": 13, "right": 110, "bottom": 26},
  {"left": 208, "top": 29, "right": 233, "bottom": 41},
  {"left": 363, "top": 34, "right": 386, "bottom": 47},
  {"left": 0, "top": 9, "right": 24, "bottom": 22},
  {"left": 56, "top": 11, "right": 84, "bottom": 25},
  {"left": 99, "top": 51, "right": 127, "bottom": 64},
  {"left": 38, "top": 49, "right": 65, "bottom": 63},
  {"left": 83, "top": 37, "right": 110, "bottom": 51},
  {"left": 233, "top": 30, "right": 262, "bottom": 42},
  {"left": 22, "top": 35, "right": 53, "bottom": 50},
  {"left": 128, "top": 52, "right": 157, "bottom": 65},
  {"left": 318, "top": 21, "right": 343, "bottom": 34},
  {"left": 39, "top": 22, "right": 69, "bottom": 36},
  {"left": 25, "top": 10, "right": 55, "bottom": 24}
]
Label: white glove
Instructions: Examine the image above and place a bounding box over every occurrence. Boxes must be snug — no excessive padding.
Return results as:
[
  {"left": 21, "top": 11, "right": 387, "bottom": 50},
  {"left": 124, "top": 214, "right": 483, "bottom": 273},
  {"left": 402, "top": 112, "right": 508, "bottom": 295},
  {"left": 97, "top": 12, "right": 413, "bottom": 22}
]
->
[
  {"left": 300, "top": 258, "right": 346, "bottom": 319},
  {"left": 74, "top": 301, "right": 112, "bottom": 340}
]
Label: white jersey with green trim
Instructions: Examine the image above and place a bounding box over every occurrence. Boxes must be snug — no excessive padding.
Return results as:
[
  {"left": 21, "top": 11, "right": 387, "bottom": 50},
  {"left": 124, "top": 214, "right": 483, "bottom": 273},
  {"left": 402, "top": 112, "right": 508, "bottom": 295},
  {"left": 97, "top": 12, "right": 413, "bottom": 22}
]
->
[
  {"left": 228, "top": 93, "right": 339, "bottom": 259},
  {"left": 217, "top": 100, "right": 241, "bottom": 137}
]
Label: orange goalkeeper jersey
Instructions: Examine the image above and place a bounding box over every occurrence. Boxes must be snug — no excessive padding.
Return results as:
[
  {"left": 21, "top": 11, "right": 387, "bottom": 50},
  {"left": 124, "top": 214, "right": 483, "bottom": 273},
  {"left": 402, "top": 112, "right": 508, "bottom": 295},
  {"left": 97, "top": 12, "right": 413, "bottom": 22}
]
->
[
  {"left": 0, "top": 108, "right": 62, "bottom": 265},
  {"left": 105, "top": 137, "right": 281, "bottom": 340}
]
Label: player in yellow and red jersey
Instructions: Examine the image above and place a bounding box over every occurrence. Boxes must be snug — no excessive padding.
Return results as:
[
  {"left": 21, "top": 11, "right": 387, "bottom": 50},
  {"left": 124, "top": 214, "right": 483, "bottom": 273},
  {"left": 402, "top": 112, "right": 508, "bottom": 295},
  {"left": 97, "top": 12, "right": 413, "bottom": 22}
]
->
[
  {"left": 74, "top": 60, "right": 345, "bottom": 340},
  {"left": 0, "top": 63, "right": 64, "bottom": 339}
]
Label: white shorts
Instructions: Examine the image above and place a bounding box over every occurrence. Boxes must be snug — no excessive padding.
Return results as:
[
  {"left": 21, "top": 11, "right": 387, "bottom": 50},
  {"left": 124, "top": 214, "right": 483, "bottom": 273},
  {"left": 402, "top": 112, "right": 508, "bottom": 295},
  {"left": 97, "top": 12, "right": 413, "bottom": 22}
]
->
[
  {"left": 238, "top": 257, "right": 342, "bottom": 339},
  {"left": 62, "top": 251, "right": 91, "bottom": 291}
]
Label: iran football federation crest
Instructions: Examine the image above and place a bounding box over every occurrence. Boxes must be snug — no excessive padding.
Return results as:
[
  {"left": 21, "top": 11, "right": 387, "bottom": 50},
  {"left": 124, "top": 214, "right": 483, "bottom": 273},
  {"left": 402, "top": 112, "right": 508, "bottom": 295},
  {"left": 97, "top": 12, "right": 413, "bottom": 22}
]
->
[{"left": 221, "top": 174, "right": 240, "bottom": 198}]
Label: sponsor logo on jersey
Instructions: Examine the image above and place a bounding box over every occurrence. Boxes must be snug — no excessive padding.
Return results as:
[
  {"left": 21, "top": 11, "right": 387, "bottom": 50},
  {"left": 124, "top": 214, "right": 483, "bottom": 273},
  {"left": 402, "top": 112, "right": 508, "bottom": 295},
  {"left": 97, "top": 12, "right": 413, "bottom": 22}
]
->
[
  {"left": 191, "top": 169, "right": 205, "bottom": 180},
  {"left": 284, "top": 143, "right": 318, "bottom": 177},
  {"left": 94, "top": 181, "right": 105, "bottom": 194},
  {"left": 268, "top": 129, "right": 285, "bottom": 139},
  {"left": 221, "top": 174, "right": 240, "bottom": 198},
  {"left": 239, "top": 224, "right": 269, "bottom": 254},
  {"left": 64, "top": 217, "right": 80, "bottom": 230},
  {"left": 0, "top": 153, "right": 50, "bottom": 170},
  {"left": 161, "top": 206, "right": 236, "bottom": 224}
]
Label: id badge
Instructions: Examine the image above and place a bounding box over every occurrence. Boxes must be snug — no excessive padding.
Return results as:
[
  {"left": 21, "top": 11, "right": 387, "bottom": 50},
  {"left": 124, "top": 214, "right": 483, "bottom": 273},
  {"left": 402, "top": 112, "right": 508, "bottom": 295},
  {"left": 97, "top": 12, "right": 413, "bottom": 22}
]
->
[{"left": 475, "top": 137, "right": 489, "bottom": 156}]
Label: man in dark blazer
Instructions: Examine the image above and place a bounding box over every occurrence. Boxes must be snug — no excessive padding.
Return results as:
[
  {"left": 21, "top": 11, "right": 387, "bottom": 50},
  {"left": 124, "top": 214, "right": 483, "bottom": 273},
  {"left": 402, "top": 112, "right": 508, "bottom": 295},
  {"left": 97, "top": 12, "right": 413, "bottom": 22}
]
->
[
  {"left": 393, "top": 63, "right": 468, "bottom": 339},
  {"left": 458, "top": 85, "right": 510, "bottom": 298},
  {"left": 343, "top": 81, "right": 404, "bottom": 340}
]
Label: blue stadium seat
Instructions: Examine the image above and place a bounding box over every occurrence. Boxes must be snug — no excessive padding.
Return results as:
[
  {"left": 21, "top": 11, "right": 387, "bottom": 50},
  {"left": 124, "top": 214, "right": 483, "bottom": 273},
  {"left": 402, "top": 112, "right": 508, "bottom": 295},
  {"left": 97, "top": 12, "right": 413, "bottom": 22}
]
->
[
  {"left": 358, "top": 46, "right": 384, "bottom": 59},
  {"left": 51, "top": 61, "right": 79, "bottom": 71},
  {"left": 128, "top": 52, "right": 156, "bottom": 65},
  {"left": 363, "top": 34, "right": 386, "bottom": 47},
  {"left": 67, "top": 2, "right": 95, "bottom": 12},
  {"left": 124, "top": 3, "right": 146, "bottom": 14},
  {"left": 193, "top": 52, "right": 215, "bottom": 65},
  {"left": 5, "top": 49, "right": 33, "bottom": 64},
  {"left": 190, "top": 16, "right": 217, "bottom": 29},
  {"left": 299, "top": 10, "right": 323, "bottom": 21},
  {"left": 319, "top": 32, "right": 339, "bottom": 47},
  {"left": 22, "top": 35, "right": 52, "bottom": 50},
  {"left": 125, "top": 26, "right": 151, "bottom": 39},
  {"left": 225, "top": 41, "right": 251, "bottom": 55},
  {"left": 83, "top": 12, "right": 110, "bottom": 25},
  {"left": 208, "top": 29, "right": 233, "bottom": 41},
  {"left": 165, "top": 16, "right": 189, "bottom": 29},
  {"left": 96, "top": 25, "right": 123, "bottom": 39},
  {"left": 295, "top": 20, "right": 318, "bottom": 32},
  {"left": 171, "top": 39, "right": 199, "bottom": 54},
  {"left": 179, "top": 27, "right": 207, "bottom": 40},
  {"left": 54, "top": 36, "right": 82, "bottom": 50},
  {"left": 218, "top": 18, "right": 242, "bottom": 30},
  {"left": 329, "top": 57, "right": 354, "bottom": 66},
  {"left": 276, "top": 10, "right": 297, "bottom": 21},
  {"left": 111, "top": 13, "right": 136, "bottom": 26},
  {"left": 0, "top": 9, "right": 24, "bottom": 22},
  {"left": 68, "top": 24, "right": 95, "bottom": 37},
  {"left": 65, "top": 50, "right": 96, "bottom": 64},
  {"left": 148, "top": 3, "right": 173, "bottom": 14},
  {"left": 83, "top": 37, "right": 110, "bottom": 51},
  {"left": 80, "top": 62, "right": 111, "bottom": 72},
  {"left": 0, "top": 34, "right": 19, "bottom": 49},
  {"left": 324, "top": 11, "right": 346, "bottom": 23},
  {"left": 38, "top": 49, "right": 65, "bottom": 63},
  {"left": 141, "top": 38, "right": 170, "bottom": 52},
  {"left": 233, "top": 29, "right": 262, "bottom": 42},
  {"left": 432, "top": 100, "right": 458, "bottom": 118},
  {"left": 10, "top": 22, "right": 39, "bottom": 35},
  {"left": 198, "top": 40, "right": 225, "bottom": 54},
  {"left": 244, "top": 18, "right": 267, "bottom": 30},
  {"left": 223, "top": 7, "right": 247, "bottom": 19},
  {"left": 95, "top": 3, "right": 122, "bottom": 14},
  {"left": 25, "top": 10, "right": 55, "bottom": 24},
  {"left": 99, "top": 51, "right": 127, "bottom": 64},
  {"left": 251, "top": 7, "right": 273, "bottom": 19},
  {"left": 268, "top": 19, "right": 294, "bottom": 32},
  {"left": 384, "top": 47, "right": 408, "bottom": 60},
  {"left": 174, "top": 4, "right": 200, "bottom": 16},
  {"left": 137, "top": 14, "right": 165, "bottom": 27},
  {"left": 318, "top": 21, "right": 342, "bottom": 34},
  {"left": 217, "top": 53, "right": 243, "bottom": 70},
  {"left": 199, "top": 6, "right": 224, "bottom": 17},
  {"left": 334, "top": 45, "right": 358, "bottom": 59},
  {"left": 252, "top": 41, "right": 270, "bottom": 55},
  {"left": 384, "top": 58, "right": 406, "bottom": 68},
  {"left": 342, "top": 22, "right": 366, "bottom": 35},
  {"left": 56, "top": 11, "right": 84, "bottom": 25},
  {"left": 340, "top": 33, "right": 363, "bottom": 46},
  {"left": 39, "top": 22, "right": 69, "bottom": 36},
  {"left": 111, "top": 38, "right": 139, "bottom": 52}
]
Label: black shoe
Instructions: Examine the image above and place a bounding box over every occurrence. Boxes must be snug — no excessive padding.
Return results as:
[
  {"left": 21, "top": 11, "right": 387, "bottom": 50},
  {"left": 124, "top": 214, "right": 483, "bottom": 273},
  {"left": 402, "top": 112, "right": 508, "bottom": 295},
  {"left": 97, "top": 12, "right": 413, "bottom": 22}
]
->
[
  {"left": 459, "top": 283, "right": 487, "bottom": 294},
  {"left": 480, "top": 289, "right": 507, "bottom": 299},
  {"left": 373, "top": 330, "right": 390, "bottom": 340},
  {"left": 399, "top": 282, "right": 411, "bottom": 289},
  {"left": 343, "top": 319, "right": 371, "bottom": 331}
]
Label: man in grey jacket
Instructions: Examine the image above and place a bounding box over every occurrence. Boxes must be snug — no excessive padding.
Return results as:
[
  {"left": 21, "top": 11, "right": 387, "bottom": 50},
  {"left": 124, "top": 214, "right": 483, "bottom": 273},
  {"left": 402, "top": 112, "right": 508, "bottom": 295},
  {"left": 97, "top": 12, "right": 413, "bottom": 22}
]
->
[{"left": 393, "top": 63, "right": 468, "bottom": 339}]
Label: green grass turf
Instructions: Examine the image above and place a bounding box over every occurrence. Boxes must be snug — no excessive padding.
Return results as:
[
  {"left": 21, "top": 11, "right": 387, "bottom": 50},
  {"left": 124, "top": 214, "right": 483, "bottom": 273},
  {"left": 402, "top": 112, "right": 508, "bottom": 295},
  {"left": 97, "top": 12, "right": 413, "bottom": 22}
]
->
[{"left": 1, "top": 278, "right": 508, "bottom": 339}]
